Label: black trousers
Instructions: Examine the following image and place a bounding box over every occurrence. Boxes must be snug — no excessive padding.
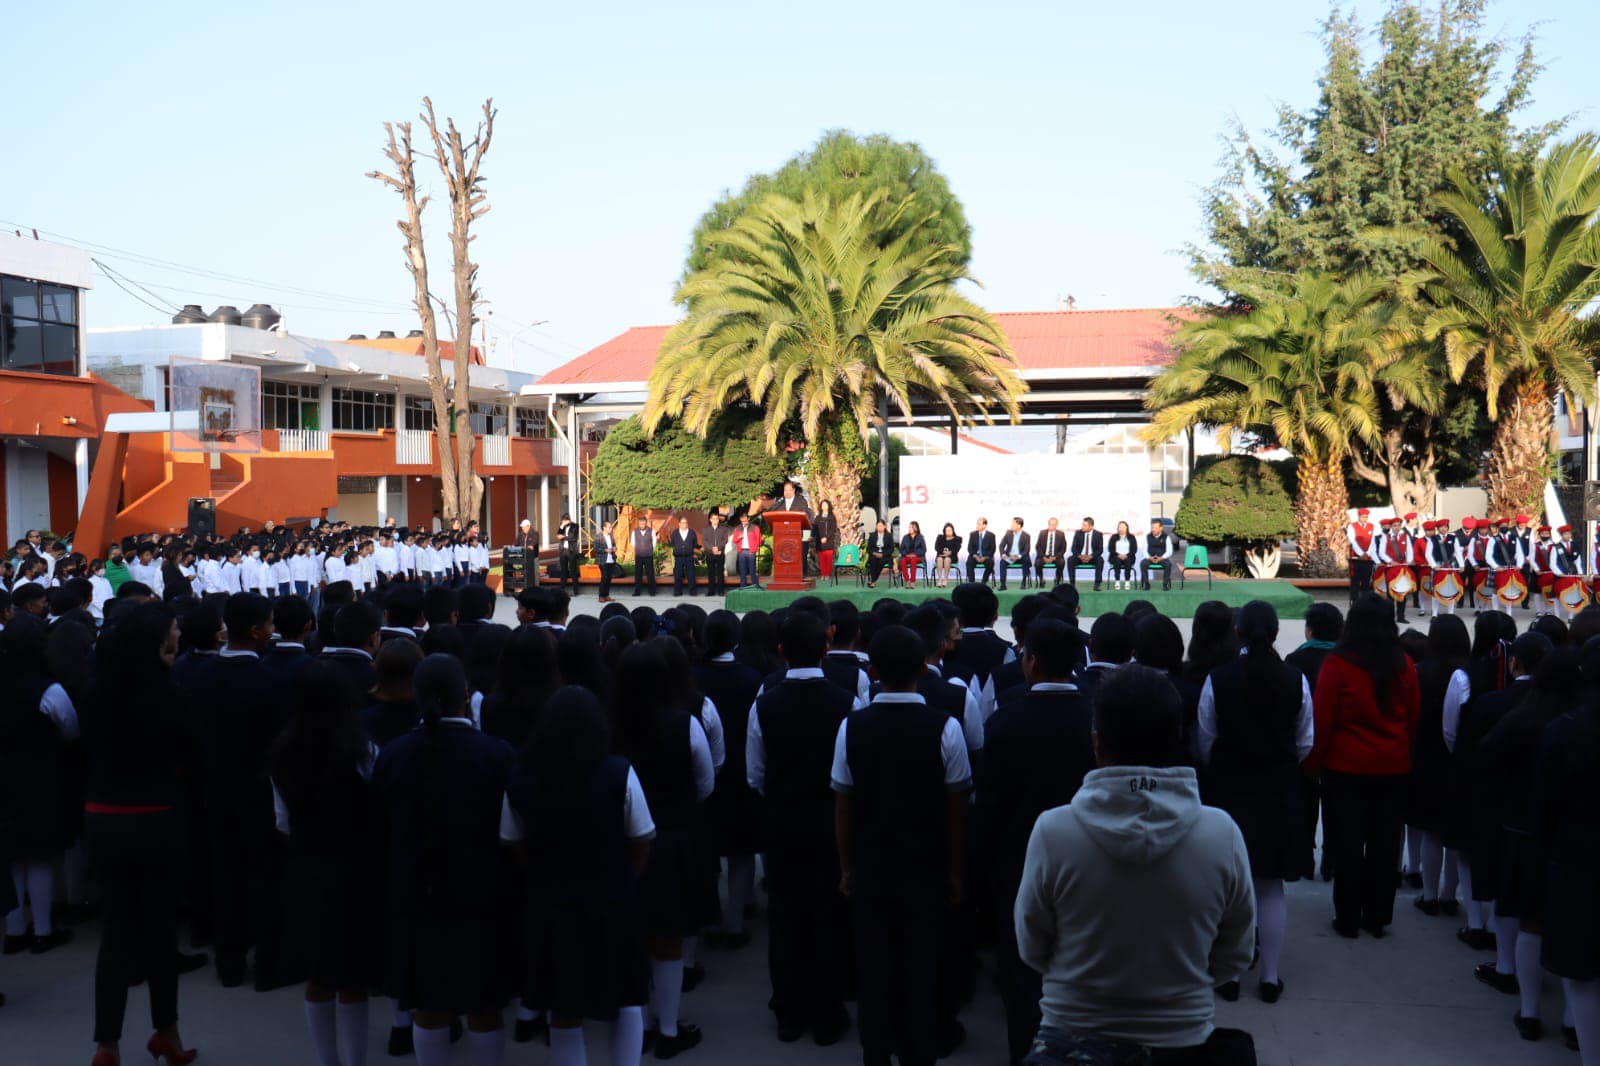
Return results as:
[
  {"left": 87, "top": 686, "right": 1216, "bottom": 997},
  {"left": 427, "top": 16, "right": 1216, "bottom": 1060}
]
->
[
  {"left": 993, "top": 877, "right": 1041, "bottom": 1065},
  {"left": 766, "top": 837, "right": 845, "bottom": 1029},
  {"left": 867, "top": 557, "right": 889, "bottom": 584},
  {"left": 88, "top": 810, "right": 182, "bottom": 1043},
  {"left": 598, "top": 561, "right": 614, "bottom": 599},
  {"left": 1350, "top": 559, "right": 1374, "bottom": 604},
  {"left": 209, "top": 810, "right": 287, "bottom": 985},
  {"left": 560, "top": 550, "right": 581, "bottom": 590},
  {"left": 634, "top": 557, "right": 656, "bottom": 596},
  {"left": 965, "top": 558, "right": 994, "bottom": 585},
  {"left": 1322, "top": 770, "right": 1409, "bottom": 930},
  {"left": 1068, "top": 558, "right": 1103, "bottom": 587},
  {"left": 1035, "top": 557, "right": 1063, "bottom": 586},
  {"left": 673, "top": 556, "right": 697, "bottom": 595},
  {"left": 854, "top": 889, "right": 944, "bottom": 1066},
  {"left": 705, "top": 552, "right": 726, "bottom": 595},
  {"left": 1140, "top": 558, "right": 1172, "bottom": 589}
]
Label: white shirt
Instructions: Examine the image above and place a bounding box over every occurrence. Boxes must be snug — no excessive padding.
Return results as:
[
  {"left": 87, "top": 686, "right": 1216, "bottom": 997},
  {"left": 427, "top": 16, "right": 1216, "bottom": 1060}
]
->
[
  {"left": 1194, "top": 659, "right": 1315, "bottom": 766},
  {"left": 40, "top": 683, "right": 80, "bottom": 741},
  {"left": 1442, "top": 668, "right": 1473, "bottom": 753},
  {"left": 219, "top": 561, "right": 243, "bottom": 595},
  {"left": 687, "top": 715, "right": 716, "bottom": 801},
  {"left": 324, "top": 557, "right": 349, "bottom": 585},
  {"left": 397, "top": 541, "right": 416, "bottom": 575},
  {"left": 927, "top": 664, "right": 985, "bottom": 752},
  {"left": 288, "top": 554, "right": 317, "bottom": 583},
  {"left": 374, "top": 545, "right": 400, "bottom": 577},
  {"left": 829, "top": 693, "right": 973, "bottom": 792},
  {"left": 89, "top": 574, "right": 114, "bottom": 620},
  {"left": 497, "top": 768, "right": 656, "bottom": 843}
]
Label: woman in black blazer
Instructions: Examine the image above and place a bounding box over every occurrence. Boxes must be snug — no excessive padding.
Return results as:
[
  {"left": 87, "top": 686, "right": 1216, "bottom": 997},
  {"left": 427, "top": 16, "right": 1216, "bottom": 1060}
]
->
[
  {"left": 865, "top": 520, "right": 894, "bottom": 588},
  {"left": 813, "top": 501, "right": 840, "bottom": 579},
  {"left": 933, "top": 524, "right": 962, "bottom": 588}
]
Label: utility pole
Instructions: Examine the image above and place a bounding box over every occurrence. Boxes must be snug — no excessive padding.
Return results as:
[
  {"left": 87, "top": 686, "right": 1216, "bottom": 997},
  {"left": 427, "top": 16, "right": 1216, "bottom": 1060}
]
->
[{"left": 878, "top": 392, "right": 891, "bottom": 520}]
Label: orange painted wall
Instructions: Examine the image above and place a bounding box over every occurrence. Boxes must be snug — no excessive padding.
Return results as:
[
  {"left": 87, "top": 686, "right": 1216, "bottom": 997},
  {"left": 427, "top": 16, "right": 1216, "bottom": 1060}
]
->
[
  {"left": 46, "top": 453, "right": 77, "bottom": 534},
  {"left": 406, "top": 475, "right": 434, "bottom": 529},
  {"left": 488, "top": 476, "right": 515, "bottom": 544}
]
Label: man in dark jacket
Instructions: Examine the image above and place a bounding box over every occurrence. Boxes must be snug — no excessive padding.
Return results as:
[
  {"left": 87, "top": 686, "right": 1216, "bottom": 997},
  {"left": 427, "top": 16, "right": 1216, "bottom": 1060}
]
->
[
  {"left": 632, "top": 517, "right": 658, "bottom": 597},
  {"left": 1069, "top": 517, "right": 1105, "bottom": 591},
  {"left": 965, "top": 519, "right": 996, "bottom": 585},
  {"left": 702, "top": 512, "right": 730, "bottom": 597},
  {"left": 997, "top": 518, "right": 1031, "bottom": 591},
  {"left": 671, "top": 517, "right": 700, "bottom": 597}
]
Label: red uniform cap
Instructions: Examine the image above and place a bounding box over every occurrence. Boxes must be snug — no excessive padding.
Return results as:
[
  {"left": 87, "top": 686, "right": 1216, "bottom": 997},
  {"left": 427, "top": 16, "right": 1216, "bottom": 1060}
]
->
[
  {"left": 1422, "top": 520, "right": 1438, "bottom": 531},
  {"left": 1404, "top": 512, "right": 1418, "bottom": 522},
  {"left": 1462, "top": 517, "right": 1477, "bottom": 529},
  {"left": 1516, "top": 515, "right": 1531, "bottom": 525},
  {"left": 1538, "top": 525, "right": 1552, "bottom": 534},
  {"left": 1380, "top": 517, "right": 1395, "bottom": 526},
  {"left": 1560, "top": 525, "right": 1573, "bottom": 534},
  {"left": 1356, "top": 508, "right": 1370, "bottom": 516}
]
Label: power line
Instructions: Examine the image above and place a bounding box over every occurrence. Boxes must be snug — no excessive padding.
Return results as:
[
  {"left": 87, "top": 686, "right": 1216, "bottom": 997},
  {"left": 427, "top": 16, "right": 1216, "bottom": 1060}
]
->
[
  {"left": 92, "top": 260, "right": 177, "bottom": 317},
  {"left": 104, "top": 273, "right": 416, "bottom": 317}
]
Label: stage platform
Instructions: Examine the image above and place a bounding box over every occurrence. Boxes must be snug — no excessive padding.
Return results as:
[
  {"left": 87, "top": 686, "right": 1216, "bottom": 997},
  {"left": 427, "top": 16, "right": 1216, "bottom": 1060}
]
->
[{"left": 724, "top": 578, "right": 1314, "bottom": 619}]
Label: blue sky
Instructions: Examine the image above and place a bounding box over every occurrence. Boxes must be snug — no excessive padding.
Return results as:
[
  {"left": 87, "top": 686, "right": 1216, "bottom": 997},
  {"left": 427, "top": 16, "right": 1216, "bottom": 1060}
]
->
[{"left": 6, "top": 1, "right": 1597, "bottom": 375}]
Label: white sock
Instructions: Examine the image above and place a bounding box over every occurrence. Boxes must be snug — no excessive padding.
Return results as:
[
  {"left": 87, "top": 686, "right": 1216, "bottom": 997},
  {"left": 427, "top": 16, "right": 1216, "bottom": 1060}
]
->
[
  {"left": 1440, "top": 847, "right": 1459, "bottom": 902},
  {"left": 1517, "top": 932, "right": 1544, "bottom": 1019},
  {"left": 305, "top": 1000, "right": 340, "bottom": 1066},
  {"left": 549, "top": 1026, "right": 586, "bottom": 1066},
  {"left": 338, "top": 1000, "right": 369, "bottom": 1066},
  {"left": 1571, "top": 984, "right": 1600, "bottom": 1066},
  {"left": 391, "top": 1000, "right": 413, "bottom": 1029},
  {"left": 610, "top": 1006, "right": 645, "bottom": 1066},
  {"left": 1254, "top": 877, "right": 1287, "bottom": 985},
  {"left": 724, "top": 856, "right": 755, "bottom": 935},
  {"left": 412, "top": 1024, "right": 453, "bottom": 1066},
  {"left": 682, "top": 937, "right": 698, "bottom": 970},
  {"left": 1493, "top": 914, "right": 1520, "bottom": 975},
  {"left": 1420, "top": 833, "right": 1443, "bottom": 901},
  {"left": 1404, "top": 826, "right": 1423, "bottom": 875},
  {"left": 651, "top": 959, "right": 683, "bottom": 1037},
  {"left": 1459, "top": 861, "right": 1483, "bottom": 928},
  {"left": 467, "top": 1027, "right": 505, "bottom": 1066},
  {"left": 514, "top": 999, "right": 539, "bottom": 1022}
]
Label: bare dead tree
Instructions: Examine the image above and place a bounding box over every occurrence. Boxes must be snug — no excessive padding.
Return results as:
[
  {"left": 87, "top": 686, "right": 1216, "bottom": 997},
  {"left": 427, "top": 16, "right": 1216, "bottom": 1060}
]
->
[
  {"left": 422, "top": 96, "right": 497, "bottom": 524},
  {"left": 367, "top": 121, "right": 461, "bottom": 520}
]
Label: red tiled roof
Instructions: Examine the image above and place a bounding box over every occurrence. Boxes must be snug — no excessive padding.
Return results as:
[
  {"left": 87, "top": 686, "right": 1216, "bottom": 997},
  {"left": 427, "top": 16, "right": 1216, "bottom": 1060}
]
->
[{"left": 537, "top": 308, "right": 1186, "bottom": 388}]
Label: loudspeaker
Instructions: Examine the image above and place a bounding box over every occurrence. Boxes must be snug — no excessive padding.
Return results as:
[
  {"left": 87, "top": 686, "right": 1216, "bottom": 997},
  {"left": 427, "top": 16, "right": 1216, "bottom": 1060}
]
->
[{"left": 187, "top": 497, "right": 216, "bottom": 537}]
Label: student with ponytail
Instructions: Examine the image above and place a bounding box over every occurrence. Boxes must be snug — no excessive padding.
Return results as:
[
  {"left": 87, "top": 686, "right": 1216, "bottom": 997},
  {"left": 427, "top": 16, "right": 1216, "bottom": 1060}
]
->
[
  {"left": 371, "top": 654, "right": 516, "bottom": 1066},
  {"left": 1196, "top": 599, "right": 1313, "bottom": 1003},
  {"left": 502, "top": 685, "right": 654, "bottom": 1066}
]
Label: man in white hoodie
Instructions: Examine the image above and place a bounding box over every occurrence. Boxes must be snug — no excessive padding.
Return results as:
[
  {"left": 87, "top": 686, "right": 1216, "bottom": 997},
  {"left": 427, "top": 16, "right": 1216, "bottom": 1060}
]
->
[{"left": 1015, "top": 665, "right": 1256, "bottom": 1065}]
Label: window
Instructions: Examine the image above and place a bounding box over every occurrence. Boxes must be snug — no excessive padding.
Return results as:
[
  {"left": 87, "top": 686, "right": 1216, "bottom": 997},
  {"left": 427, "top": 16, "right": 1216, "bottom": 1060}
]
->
[
  {"left": 514, "top": 406, "right": 548, "bottom": 438},
  {"left": 1, "top": 274, "right": 78, "bottom": 375},
  {"left": 262, "top": 380, "right": 319, "bottom": 431},
  {"left": 404, "top": 395, "right": 433, "bottom": 431},
  {"left": 331, "top": 387, "right": 395, "bottom": 432},
  {"left": 469, "top": 402, "right": 508, "bottom": 436}
]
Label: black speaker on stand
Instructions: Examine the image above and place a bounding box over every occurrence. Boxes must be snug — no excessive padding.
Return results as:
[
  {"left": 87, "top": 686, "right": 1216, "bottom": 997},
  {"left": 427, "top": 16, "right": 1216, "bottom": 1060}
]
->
[{"left": 187, "top": 497, "right": 216, "bottom": 537}]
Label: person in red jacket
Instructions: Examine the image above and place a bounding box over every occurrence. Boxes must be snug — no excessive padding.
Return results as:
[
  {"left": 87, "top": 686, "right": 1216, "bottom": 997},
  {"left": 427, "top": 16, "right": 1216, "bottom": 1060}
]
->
[{"left": 1306, "top": 594, "right": 1422, "bottom": 939}]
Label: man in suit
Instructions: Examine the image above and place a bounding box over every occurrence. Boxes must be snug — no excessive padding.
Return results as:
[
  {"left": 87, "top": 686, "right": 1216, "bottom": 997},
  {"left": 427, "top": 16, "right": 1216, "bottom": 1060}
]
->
[
  {"left": 1140, "top": 519, "right": 1176, "bottom": 591},
  {"left": 632, "top": 517, "right": 657, "bottom": 597},
  {"left": 1069, "top": 517, "right": 1104, "bottom": 590},
  {"left": 965, "top": 518, "right": 996, "bottom": 585},
  {"left": 702, "top": 511, "right": 730, "bottom": 597},
  {"left": 977, "top": 619, "right": 1095, "bottom": 1064},
  {"left": 595, "top": 519, "right": 619, "bottom": 602},
  {"left": 671, "top": 516, "right": 700, "bottom": 597},
  {"left": 1034, "top": 517, "right": 1066, "bottom": 588},
  {"left": 557, "top": 513, "right": 581, "bottom": 592},
  {"left": 997, "top": 517, "right": 1031, "bottom": 591},
  {"left": 771, "top": 480, "right": 811, "bottom": 517}
]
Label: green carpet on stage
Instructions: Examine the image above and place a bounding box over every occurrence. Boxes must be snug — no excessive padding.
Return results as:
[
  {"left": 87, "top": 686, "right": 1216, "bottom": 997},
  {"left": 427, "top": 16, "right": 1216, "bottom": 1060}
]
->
[{"left": 723, "top": 578, "right": 1314, "bottom": 618}]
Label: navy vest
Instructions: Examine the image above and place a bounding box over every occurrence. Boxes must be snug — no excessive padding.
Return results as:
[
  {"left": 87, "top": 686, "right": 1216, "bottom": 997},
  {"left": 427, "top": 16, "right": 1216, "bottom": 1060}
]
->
[{"left": 845, "top": 700, "right": 951, "bottom": 897}]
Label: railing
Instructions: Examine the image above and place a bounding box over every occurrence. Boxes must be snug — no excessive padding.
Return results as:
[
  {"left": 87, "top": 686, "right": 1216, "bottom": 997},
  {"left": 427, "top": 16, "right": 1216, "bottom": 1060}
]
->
[
  {"left": 396, "top": 429, "right": 433, "bottom": 465},
  {"left": 552, "top": 436, "right": 573, "bottom": 467},
  {"left": 481, "top": 433, "right": 511, "bottom": 467},
  {"left": 276, "top": 428, "right": 329, "bottom": 453}
]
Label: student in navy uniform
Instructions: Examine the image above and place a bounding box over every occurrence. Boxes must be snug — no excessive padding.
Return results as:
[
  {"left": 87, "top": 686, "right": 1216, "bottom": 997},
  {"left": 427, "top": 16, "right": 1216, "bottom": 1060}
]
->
[
  {"left": 670, "top": 518, "right": 700, "bottom": 598},
  {"left": 266, "top": 594, "right": 316, "bottom": 679},
  {"left": 613, "top": 642, "right": 715, "bottom": 1058},
  {"left": 944, "top": 582, "right": 1014, "bottom": 703},
  {"left": 694, "top": 611, "right": 764, "bottom": 947},
  {"left": 319, "top": 602, "right": 382, "bottom": 695},
  {"left": 480, "top": 626, "right": 559, "bottom": 751},
  {"left": 364, "top": 638, "right": 424, "bottom": 749},
  {"left": 502, "top": 686, "right": 653, "bottom": 1066},
  {"left": 1077, "top": 612, "right": 1135, "bottom": 706},
  {"left": 371, "top": 654, "right": 516, "bottom": 1066},
  {"left": 1195, "top": 600, "right": 1313, "bottom": 1004},
  {"left": 833, "top": 625, "right": 973, "bottom": 1066},
  {"left": 747, "top": 612, "right": 856, "bottom": 1044},
  {"left": 1286, "top": 603, "right": 1342, "bottom": 882},
  {"left": 977, "top": 618, "right": 1094, "bottom": 1065},
  {"left": 1408, "top": 614, "right": 1469, "bottom": 916},
  {"left": 270, "top": 661, "right": 378, "bottom": 1066}
]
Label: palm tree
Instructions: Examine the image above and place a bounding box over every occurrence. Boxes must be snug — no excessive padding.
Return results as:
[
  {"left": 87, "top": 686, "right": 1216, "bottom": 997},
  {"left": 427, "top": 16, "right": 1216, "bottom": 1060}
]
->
[
  {"left": 1146, "top": 274, "right": 1417, "bottom": 575},
  {"left": 1402, "top": 136, "right": 1600, "bottom": 519},
  {"left": 643, "top": 190, "right": 1025, "bottom": 545}
]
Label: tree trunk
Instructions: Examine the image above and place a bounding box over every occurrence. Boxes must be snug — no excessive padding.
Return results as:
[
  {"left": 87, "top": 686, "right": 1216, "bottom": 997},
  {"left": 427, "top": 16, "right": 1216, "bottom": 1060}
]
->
[
  {"left": 1295, "top": 455, "right": 1350, "bottom": 576},
  {"left": 1485, "top": 376, "right": 1553, "bottom": 520},
  {"left": 809, "top": 455, "right": 865, "bottom": 548}
]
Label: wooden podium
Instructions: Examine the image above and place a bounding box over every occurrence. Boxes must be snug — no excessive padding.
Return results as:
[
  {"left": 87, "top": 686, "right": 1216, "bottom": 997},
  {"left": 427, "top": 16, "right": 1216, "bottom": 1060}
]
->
[{"left": 765, "top": 510, "right": 812, "bottom": 592}]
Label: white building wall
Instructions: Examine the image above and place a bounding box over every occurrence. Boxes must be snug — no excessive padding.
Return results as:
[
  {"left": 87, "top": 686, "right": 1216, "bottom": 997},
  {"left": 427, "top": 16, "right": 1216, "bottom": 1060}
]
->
[{"left": 4, "top": 444, "right": 53, "bottom": 543}]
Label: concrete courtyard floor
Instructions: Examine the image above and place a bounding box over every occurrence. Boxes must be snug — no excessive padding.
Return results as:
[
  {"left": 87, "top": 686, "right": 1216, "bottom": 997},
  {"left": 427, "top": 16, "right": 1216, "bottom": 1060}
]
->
[{"left": 3, "top": 589, "right": 1573, "bottom": 1065}]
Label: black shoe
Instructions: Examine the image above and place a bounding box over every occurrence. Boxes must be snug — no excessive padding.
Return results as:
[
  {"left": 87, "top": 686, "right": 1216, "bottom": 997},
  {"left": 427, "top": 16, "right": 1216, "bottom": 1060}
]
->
[
  {"left": 1, "top": 933, "right": 33, "bottom": 956},
  {"left": 514, "top": 1016, "right": 548, "bottom": 1043},
  {"left": 1413, "top": 896, "right": 1440, "bottom": 917},
  {"left": 1514, "top": 1013, "right": 1544, "bottom": 1041},
  {"left": 27, "top": 928, "right": 71, "bottom": 955},
  {"left": 387, "top": 1025, "right": 413, "bottom": 1056},
  {"left": 1217, "top": 980, "right": 1241, "bottom": 1002},
  {"left": 1458, "top": 926, "right": 1496, "bottom": 951},
  {"left": 775, "top": 1019, "right": 805, "bottom": 1043},
  {"left": 1362, "top": 922, "right": 1387, "bottom": 939},
  {"left": 1475, "top": 963, "right": 1519, "bottom": 995},
  {"left": 643, "top": 1028, "right": 656, "bottom": 1054},
  {"left": 1439, "top": 899, "right": 1460, "bottom": 917},
  {"left": 721, "top": 932, "right": 751, "bottom": 951},
  {"left": 654, "top": 1023, "right": 702, "bottom": 1059},
  {"left": 1331, "top": 919, "right": 1360, "bottom": 939},
  {"left": 1565, "top": 1025, "right": 1580, "bottom": 1051},
  {"left": 935, "top": 1019, "right": 966, "bottom": 1057},
  {"left": 682, "top": 963, "right": 706, "bottom": 992},
  {"left": 812, "top": 1011, "right": 850, "bottom": 1047},
  {"left": 1403, "top": 872, "right": 1424, "bottom": 890},
  {"left": 176, "top": 951, "right": 208, "bottom": 975},
  {"left": 1258, "top": 979, "right": 1284, "bottom": 1004},
  {"left": 1093, "top": 584, "right": 1102, "bottom": 591},
  {"left": 450, "top": 1018, "right": 464, "bottom": 1044}
]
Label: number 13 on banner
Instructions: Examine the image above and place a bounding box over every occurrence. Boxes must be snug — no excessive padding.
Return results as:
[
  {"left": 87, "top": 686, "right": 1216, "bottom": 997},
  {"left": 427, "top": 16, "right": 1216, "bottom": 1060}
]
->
[{"left": 900, "top": 485, "right": 930, "bottom": 505}]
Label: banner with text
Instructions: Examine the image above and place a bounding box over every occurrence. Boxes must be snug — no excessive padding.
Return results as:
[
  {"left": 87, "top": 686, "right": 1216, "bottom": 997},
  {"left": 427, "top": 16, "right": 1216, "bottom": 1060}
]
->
[{"left": 897, "top": 452, "right": 1153, "bottom": 546}]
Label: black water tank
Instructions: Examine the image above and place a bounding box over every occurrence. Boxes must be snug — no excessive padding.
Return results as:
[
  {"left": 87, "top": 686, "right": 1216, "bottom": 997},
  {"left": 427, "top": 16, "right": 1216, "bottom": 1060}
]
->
[
  {"left": 172, "top": 304, "right": 207, "bottom": 324},
  {"left": 347, "top": 333, "right": 368, "bottom": 340},
  {"left": 241, "top": 303, "right": 282, "bottom": 331},
  {"left": 376, "top": 330, "right": 397, "bottom": 339},
  {"left": 208, "top": 305, "right": 242, "bottom": 325},
  {"left": 406, "top": 329, "right": 424, "bottom": 338}
]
